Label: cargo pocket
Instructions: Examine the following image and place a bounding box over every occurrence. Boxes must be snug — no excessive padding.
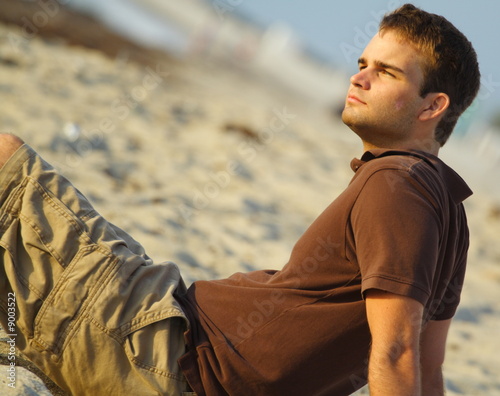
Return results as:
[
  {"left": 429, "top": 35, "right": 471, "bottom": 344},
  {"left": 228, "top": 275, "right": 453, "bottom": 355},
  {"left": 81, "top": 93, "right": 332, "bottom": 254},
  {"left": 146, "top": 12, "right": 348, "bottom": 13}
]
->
[
  {"left": 121, "top": 312, "right": 189, "bottom": 396},
  {"left": 7, "top": 176, "right": 119, "bottom": 358},
  {"left": 31, "top": 243, "right": 118, "bottom": 358},
  {"left": 125, "top": 314, "right": 187, "bottom": 378}
]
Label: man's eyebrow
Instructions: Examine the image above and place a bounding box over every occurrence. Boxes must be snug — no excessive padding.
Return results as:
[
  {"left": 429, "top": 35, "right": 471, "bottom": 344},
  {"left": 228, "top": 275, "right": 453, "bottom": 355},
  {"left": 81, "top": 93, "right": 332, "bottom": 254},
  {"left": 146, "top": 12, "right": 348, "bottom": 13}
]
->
[{"left": 357, "top": 57, "right": 406, "bottom": 74}]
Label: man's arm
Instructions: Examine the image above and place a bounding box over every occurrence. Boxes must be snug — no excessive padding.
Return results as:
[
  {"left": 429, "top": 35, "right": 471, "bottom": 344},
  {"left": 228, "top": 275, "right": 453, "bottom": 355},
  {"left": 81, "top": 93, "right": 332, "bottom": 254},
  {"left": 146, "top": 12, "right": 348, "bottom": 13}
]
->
[
  {"left": 365, "top": 290, "right": 424, "bottom": 396},
  {"left": 420, "top": 318, "right": 451, "bottom": 395}
]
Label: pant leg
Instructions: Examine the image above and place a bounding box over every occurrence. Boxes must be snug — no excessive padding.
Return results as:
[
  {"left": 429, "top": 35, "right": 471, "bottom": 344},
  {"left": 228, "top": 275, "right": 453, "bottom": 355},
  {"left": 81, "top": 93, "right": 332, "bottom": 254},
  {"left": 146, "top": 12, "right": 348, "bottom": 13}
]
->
[{"left": 0, "top": 144, "right": 192, "bottom": 395}]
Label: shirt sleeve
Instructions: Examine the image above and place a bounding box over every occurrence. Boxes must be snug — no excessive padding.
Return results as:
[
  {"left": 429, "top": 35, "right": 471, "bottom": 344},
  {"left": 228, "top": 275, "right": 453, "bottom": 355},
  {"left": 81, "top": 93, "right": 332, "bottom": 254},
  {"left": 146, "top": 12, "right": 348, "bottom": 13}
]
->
[
  {"left": 430, "top": 206, "right": 469, "bottom": 321},
  {"left": 351, "top": 167, "right": 442, "bottom": 307},
  {"left": 431, "top": 256, "right": 466, "bottom": 320}
]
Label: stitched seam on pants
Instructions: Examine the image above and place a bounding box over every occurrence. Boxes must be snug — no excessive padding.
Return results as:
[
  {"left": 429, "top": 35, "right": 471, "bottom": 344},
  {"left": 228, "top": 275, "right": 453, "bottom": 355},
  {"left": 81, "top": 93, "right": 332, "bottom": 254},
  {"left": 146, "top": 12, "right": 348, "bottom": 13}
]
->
[
  {"left": 0, "top": 212, "right": 11, "bottom": 236},
  {"left": 80, "top": 209, "right": 99, "bottom": 222},
  {"left": 26, "top": 176, "right": 94, "bottom": 242},
  {"left": 3, "top": 177, "right": 29, "bottom": 213},
  {"left": 56, "top": 254, "right": 122, "bottom": 357},
  {"left": 0, "top": 231, "right": 46, "bottom": 303},
  {"left": 89, "top": 310, "right": 187, "bottom": 344},
  {"left": 16, "top": 263, "right": 45, "bottom": 301},
  {"left": 19, "top": 212, "right": 66, "bottom": 268},
  {"left": 119, "top": 309, "right": 186, "bottom": 336},
  {"left": 0, "top": 178, "right": 29, "bottom": 234},
  {"left": 50, "top": 244, "right": 110, "bottom": 307},
  {"left": 0, "top": 148, "right": 37, "bottom": 206},
  {"left": 88, "top": 318, "right": 188, "bottom": 390},
  {"left": 3, "top": 177, "right": 98, "bottom": 252},
  {"left": 88, "top": 316, "right": 124, "bottom": 344},
  {"left": 125, "top": 350, "right": 186, "bottom": 382},
  {"left": 0, "top": 216, "right": 47, "bottom": 304},
  {"left": 0, "top": 180, "right": 58, "bottom": 300},
  {"left": 33, "top": 249, "right": 121, "bottom": 356}
]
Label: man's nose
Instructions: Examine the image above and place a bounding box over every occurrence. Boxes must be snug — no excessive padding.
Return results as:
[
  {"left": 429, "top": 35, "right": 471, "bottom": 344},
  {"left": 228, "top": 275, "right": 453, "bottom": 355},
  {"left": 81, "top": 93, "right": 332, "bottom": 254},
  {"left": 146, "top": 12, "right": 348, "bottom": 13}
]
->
[{"left": 350, "top": 70, "right": 370, "bottom": 89}]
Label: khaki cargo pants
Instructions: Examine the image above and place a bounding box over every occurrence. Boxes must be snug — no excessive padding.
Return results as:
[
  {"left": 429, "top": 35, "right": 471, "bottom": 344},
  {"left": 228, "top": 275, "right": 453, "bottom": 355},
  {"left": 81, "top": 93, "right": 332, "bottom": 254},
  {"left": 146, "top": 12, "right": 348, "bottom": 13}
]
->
[{"left": 0, "top": 144, "right": 196, "bottom": 396}]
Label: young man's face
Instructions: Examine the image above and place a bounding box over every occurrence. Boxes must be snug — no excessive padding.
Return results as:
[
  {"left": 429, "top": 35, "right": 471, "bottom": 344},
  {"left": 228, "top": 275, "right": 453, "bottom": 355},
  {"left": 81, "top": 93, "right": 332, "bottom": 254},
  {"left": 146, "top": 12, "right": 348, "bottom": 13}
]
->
[{"left": 342, "top": 29, "right": 428, "bottom": 149}]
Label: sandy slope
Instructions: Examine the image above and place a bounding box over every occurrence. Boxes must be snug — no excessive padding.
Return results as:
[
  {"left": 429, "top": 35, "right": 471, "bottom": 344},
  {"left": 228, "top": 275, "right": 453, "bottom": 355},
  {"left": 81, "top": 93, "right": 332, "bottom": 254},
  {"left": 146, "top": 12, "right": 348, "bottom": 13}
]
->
[{"left": 0, "top": 16, "right": 499, "bottom": 396}]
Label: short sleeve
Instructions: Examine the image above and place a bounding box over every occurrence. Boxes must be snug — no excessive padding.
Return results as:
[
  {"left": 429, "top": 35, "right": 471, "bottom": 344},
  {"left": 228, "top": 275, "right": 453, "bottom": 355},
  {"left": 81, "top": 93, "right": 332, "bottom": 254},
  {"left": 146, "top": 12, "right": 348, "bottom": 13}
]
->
[
  {"left": 351, "top": 167, "right": 442, "bottom": 306},
  {"left": 431, "top": 257, "right": 466, "bottom": 320},
  {"left": 430, "top": 206, "right": 469, "bottom": 321}
]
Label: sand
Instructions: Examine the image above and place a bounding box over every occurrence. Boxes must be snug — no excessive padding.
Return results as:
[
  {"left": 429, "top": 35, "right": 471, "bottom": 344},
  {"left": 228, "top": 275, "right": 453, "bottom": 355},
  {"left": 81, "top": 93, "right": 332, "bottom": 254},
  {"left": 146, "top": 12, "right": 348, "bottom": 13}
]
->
[{"left": 0, "top": 5, "right": 499, "bottom": 395}]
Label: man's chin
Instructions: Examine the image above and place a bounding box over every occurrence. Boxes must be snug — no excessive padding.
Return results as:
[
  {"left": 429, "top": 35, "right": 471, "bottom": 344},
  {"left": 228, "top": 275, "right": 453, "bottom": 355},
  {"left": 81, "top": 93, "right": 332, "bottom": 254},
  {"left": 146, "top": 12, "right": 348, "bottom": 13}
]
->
[
  {"left": 340, "top": 108, "right": 352, "bottom": 127},
  {"left": 341, "top": 110, "right": 361, "bottom": 131}
]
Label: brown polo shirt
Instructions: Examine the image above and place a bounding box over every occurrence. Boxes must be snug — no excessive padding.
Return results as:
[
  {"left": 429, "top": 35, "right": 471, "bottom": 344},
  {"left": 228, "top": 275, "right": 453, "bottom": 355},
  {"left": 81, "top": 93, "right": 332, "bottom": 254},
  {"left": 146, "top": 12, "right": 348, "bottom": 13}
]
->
[{"left": 177, "top": 149, "right": 472, "bottom": 396}]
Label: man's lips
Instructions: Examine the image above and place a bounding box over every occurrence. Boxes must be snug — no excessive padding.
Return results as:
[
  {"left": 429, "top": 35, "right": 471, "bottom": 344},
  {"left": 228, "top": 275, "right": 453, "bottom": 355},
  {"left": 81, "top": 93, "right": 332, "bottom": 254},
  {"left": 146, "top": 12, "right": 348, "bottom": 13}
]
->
[{"left": 346, "top": 94, "right": 366, "bottom": 104}]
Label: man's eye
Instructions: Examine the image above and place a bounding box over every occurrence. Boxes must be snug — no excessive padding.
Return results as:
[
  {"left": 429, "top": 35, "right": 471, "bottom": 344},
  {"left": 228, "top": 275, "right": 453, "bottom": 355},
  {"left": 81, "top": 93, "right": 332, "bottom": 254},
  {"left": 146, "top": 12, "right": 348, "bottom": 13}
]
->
[{"left": 380, "top": 69, "right": 394, "bottom": 77}]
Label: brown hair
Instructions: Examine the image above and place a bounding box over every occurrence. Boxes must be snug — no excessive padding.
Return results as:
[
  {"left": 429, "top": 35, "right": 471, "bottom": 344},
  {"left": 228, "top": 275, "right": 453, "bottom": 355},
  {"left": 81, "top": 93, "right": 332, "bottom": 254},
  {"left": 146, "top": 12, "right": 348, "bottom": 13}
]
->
[{"left": 380, "top": 4, "right": 480, "bottom": 146}]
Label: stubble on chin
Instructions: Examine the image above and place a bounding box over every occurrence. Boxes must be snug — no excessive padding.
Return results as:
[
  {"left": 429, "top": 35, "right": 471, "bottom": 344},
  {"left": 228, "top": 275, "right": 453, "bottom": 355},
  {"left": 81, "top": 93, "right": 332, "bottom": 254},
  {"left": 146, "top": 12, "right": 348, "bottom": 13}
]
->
[
  {"left": 341, "top": 106, "right": 389, "bottom": 148},
  {"left": 341, "top": 106, "right": 363, "bottom": 132}
]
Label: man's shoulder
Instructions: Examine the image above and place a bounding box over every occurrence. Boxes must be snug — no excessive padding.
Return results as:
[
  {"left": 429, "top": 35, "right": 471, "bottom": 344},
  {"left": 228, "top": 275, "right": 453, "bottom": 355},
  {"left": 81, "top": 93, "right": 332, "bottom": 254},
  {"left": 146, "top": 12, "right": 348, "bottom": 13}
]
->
[
  {"left": 354, "top": 149, "right": 472, "bottom": 204},
  {"left": 347, "top": 151, "right": 446, "bottom": 208}
]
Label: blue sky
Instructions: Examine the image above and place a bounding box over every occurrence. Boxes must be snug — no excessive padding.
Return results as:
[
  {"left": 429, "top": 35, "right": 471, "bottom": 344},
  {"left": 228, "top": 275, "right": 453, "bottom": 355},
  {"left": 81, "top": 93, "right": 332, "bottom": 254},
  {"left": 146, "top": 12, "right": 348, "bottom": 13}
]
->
[{"left": 238, "top": 0, "right": 500, "bottom": 122}]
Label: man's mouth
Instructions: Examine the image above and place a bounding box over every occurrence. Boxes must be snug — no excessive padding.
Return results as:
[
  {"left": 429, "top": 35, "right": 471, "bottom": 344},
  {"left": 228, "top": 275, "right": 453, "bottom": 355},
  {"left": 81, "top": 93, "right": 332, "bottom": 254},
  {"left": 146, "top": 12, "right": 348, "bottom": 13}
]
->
[{"left": 346, "top": 94, "right": 366, "bottom": 105}]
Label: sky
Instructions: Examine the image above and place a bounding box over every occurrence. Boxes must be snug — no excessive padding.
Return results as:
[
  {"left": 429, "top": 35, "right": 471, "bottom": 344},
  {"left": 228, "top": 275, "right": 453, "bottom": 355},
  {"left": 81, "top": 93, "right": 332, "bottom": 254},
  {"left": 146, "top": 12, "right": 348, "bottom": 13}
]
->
[
  {"left": 68, "top": 0, "right": 500, "bottom": 124},
  {"left": 236, "top": 0, "right": 500, "bottom": 122}
]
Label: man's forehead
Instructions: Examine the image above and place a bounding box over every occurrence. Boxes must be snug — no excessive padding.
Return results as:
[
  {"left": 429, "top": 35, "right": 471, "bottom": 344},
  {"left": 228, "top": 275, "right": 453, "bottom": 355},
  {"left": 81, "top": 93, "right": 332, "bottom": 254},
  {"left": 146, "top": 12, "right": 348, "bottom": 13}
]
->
[{"left": 360, "top": 31, "right": 424, "bottom": 75}]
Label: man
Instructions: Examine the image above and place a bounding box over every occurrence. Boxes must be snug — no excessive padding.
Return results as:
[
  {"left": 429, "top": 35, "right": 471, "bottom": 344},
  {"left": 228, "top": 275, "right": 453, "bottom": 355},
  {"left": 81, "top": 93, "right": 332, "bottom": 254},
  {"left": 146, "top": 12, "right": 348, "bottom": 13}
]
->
[{"left": 0, "top": 3, "right": 479, "bottom": 396}]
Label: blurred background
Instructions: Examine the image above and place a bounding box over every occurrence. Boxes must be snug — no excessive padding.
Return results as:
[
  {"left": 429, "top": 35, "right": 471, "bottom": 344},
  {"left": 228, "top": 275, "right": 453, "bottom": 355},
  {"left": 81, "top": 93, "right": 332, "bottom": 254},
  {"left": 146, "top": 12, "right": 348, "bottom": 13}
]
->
[
  {"left": 0, "top": 0, "right": 499, "bottom": 395},
  {"left": 3, "top": 0, "right": 500, "bottom": 118},
  {"left": 67, "top": 0, "right": 500, "bottom": 123}
]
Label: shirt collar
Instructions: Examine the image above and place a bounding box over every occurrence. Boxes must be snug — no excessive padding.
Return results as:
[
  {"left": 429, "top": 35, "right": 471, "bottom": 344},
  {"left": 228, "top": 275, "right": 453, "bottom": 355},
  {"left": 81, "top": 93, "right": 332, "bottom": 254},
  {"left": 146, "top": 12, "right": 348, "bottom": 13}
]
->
[{"left": 350, "top": 149, "right": 473, "bottom": 204}]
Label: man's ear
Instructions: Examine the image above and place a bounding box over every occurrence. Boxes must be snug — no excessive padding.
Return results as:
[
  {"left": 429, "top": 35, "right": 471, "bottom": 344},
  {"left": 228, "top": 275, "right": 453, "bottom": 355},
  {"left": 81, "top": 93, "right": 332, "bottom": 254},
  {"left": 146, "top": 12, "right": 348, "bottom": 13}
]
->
[{"left": 419, "top": 93, "right": 450, "bottom": 122}]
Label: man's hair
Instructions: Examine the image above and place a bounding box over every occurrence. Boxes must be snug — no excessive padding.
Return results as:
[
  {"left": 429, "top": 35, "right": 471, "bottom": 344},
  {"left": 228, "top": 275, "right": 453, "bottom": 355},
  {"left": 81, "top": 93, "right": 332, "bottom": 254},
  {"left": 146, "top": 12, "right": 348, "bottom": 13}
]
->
[{"left": 380, "top": 3, "right": 481, "bottom": 146}]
